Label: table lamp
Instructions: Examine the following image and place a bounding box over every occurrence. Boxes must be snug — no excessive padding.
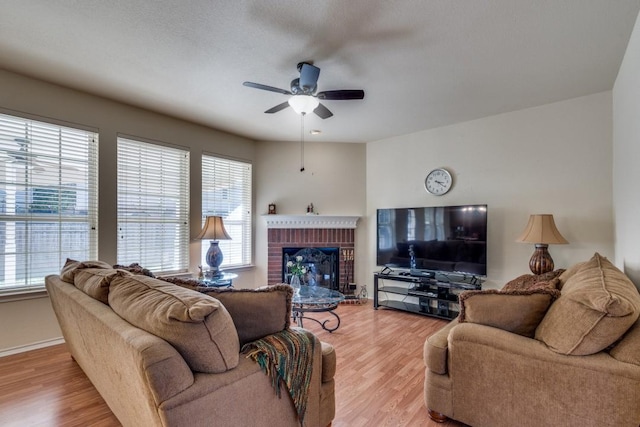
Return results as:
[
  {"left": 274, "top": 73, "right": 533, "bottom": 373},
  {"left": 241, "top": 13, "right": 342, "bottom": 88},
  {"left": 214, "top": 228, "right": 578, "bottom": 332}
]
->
[
  {"left": 195, "top": 216, "right": 231, "bottom": 277},
  {"left": 516, "top": 214, "right": 568, "bottom": 275}
]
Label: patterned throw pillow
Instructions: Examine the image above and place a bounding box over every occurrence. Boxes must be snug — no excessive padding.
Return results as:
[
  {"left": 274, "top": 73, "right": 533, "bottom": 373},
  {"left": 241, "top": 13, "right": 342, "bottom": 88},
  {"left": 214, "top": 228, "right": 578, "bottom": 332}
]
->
[
  {"left": 501, "top": 269, "right": 565, "bottom": 292},
  {"left": 112, "top": 262, "right": 155, "bottom": 278}
]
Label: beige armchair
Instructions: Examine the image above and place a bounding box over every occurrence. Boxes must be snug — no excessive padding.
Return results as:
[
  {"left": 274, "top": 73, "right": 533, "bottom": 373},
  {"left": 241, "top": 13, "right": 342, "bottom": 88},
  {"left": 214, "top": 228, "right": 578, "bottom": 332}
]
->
[{"left": 424, "top": 253, "right": 640, "bottom": 427}]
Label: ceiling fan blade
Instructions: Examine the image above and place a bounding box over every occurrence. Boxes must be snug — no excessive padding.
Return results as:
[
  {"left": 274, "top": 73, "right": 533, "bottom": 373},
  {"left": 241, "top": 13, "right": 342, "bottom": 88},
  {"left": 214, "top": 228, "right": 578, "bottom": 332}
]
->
[
  {"left": 313, "top": 103, "right": 333, "bottom": 119},
  {"left": 265, "top": 101, "right": 290, "bottom": 114},
  {"left": 316, "top": 90, "right": 365, "bottom": 100},
  {"left": 243, "top": 81, "right": 292, "bottom": 95},
  {"left": 299, "top": 63, "right": 320, "bottom": 92}
]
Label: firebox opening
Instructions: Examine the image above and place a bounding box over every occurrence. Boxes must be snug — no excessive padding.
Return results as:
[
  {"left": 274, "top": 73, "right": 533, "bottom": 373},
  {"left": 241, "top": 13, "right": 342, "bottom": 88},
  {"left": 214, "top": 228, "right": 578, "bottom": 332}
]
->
[{"left": 282, "top": 247, "right": 339, "bottom": 290}]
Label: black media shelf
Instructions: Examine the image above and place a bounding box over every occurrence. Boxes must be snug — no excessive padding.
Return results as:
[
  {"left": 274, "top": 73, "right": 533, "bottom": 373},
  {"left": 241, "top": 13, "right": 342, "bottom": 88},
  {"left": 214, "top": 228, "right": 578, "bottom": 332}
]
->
[{"left": 373, "top": 272, "right": 482, "bottom": 320}]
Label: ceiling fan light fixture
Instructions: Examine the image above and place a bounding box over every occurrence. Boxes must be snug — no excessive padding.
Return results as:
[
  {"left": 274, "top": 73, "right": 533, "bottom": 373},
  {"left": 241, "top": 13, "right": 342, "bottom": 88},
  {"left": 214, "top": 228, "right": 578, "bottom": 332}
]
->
[{"left": 288, "top": 95, "right": 319, "bottom": 115}]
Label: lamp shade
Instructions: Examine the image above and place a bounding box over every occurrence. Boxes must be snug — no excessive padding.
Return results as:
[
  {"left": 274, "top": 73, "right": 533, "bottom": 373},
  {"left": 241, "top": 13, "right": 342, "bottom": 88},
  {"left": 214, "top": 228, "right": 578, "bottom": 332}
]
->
[
  {"left": 195, "top": 216, "right": 231, "bottom": 241},
  {"left": 516, "top": 214, "right": 568, "bottom": 245},
  {"left": 288, "top": 95, "right": 319, "bottom": 115}
]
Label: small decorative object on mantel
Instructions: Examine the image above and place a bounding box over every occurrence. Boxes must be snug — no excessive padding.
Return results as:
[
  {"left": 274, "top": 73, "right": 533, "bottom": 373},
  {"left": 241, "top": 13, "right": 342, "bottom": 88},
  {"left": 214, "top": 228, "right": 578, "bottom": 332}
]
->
[
  {"left": 306, "top": 203, "right": 317, "bottom": 215},
  {"left": 516, "top": 214, "right": 569, "bottom": 275},
  {"left": 268, "top": 203, "right": 277, "bottom": 215}
]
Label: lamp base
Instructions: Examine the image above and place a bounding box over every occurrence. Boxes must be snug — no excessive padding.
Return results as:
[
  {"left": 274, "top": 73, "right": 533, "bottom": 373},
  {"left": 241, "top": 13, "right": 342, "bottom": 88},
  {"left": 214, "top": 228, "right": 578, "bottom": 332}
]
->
[
  {"left": 529, "top": 244, "right": 554, "bottom": 275},
  {"left": 206, "top": 241, "right": 224, "bottom": 277}
]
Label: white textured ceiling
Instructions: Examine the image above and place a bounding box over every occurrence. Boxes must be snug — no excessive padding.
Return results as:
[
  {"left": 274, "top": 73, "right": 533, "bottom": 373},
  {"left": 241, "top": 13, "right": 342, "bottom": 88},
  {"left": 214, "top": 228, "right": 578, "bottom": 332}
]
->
[{"left": 1, "top": 1, "right": 639, "bottom": 143}]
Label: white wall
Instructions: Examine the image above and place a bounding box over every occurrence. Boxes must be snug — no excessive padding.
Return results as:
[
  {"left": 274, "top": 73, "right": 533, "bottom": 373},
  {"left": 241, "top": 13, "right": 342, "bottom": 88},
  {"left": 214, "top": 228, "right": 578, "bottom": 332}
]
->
[
  {"left": 366, "top": 92, "right": 614, "bottom": 290},
  {"left": 0, "top": 69, "right": 256, "bottom": 353},
  {"left": 254, "top": 140, "right": 367, "bottom": 286},
  {"left": 613, "top": 11, "right": 640, "bottom": 288}
]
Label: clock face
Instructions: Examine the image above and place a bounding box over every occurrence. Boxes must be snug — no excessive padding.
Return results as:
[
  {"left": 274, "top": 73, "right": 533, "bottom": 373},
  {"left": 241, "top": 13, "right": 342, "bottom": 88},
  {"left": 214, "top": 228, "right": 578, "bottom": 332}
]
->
[{"left": 425, "top": 168, "right": 452, "bottom": 195}]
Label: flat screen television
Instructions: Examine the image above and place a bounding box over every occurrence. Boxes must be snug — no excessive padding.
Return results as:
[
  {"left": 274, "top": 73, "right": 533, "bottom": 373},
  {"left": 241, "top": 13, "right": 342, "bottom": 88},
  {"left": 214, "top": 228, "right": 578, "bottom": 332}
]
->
[{"left": 376, "top": 204, "right": 487, "bottom": 276}]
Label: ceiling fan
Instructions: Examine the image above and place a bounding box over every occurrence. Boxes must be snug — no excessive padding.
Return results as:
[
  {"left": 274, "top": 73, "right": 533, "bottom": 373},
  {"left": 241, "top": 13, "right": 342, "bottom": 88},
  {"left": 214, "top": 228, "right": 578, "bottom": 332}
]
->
[{"left": 243, "top": 62, "right": 365, "bottom": 119}]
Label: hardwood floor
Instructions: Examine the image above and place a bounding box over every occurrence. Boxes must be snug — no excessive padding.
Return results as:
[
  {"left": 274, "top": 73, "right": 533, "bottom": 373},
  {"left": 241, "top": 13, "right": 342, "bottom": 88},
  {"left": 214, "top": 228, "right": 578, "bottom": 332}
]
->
[{"left": 0, "top": 303, "right": 467, "bottom": 427}]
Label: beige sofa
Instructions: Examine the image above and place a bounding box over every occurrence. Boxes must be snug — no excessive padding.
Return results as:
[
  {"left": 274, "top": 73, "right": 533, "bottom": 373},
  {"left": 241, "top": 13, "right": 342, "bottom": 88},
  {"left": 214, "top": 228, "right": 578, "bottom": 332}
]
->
[
  {"left": 424, "top": 253, "right": 640, "bottom": 427},
  {"left": 46, "top": 261, "right": 336, "bottom": 427}
]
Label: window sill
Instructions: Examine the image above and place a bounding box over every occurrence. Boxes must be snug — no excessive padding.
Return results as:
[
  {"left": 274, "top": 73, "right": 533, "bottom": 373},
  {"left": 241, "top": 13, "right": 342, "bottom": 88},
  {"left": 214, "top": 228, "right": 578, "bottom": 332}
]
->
[{"left": 0, "top": 287, "right": 49, "bottom": 303}]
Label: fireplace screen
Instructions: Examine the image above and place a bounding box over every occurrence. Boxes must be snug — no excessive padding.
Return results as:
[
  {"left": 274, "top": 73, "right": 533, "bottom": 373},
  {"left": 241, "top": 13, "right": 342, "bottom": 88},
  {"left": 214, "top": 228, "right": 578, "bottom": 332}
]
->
[{"left": 282, "top": 247, "right": 339, "bottom": 290}]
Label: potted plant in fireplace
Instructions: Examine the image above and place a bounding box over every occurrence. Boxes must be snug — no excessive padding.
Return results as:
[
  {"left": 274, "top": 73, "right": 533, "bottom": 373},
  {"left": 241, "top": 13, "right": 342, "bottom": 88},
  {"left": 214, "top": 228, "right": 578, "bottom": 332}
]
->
[{"left": 287, "top": 256, "right": 307, "bottom": 288}]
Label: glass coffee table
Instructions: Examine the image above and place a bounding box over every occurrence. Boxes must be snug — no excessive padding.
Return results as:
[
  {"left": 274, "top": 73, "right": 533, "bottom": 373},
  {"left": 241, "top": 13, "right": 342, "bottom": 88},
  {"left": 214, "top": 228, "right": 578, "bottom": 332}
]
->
[{"left": 291, "top": 285, "right": 345, "bottom": 333}]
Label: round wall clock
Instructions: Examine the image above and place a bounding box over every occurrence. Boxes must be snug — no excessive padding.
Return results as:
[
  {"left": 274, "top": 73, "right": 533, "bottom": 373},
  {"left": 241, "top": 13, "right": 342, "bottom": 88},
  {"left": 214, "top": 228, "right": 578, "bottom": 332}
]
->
[{"left": 424, "top": 168, "right": 453, "bottom": 195}]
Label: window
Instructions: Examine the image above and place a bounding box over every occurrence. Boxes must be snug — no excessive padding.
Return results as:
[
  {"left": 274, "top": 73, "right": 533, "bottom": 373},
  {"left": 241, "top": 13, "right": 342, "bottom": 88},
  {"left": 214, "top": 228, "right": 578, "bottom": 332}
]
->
[
  {"left": 0, "top": 113, "right": 98, "bottom": 294},
  {"left": 117, "top": 137, "right": 189, "bottom": 274},
  {"left": 201, "top": 155, "right": 252, "bottom": 268}
]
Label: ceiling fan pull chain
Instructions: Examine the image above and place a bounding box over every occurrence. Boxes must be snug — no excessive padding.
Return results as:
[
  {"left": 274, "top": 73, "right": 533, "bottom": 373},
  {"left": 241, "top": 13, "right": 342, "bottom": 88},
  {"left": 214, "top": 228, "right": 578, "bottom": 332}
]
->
[{"left": 300, "top": 113, "right": 305, "bottom": 172}]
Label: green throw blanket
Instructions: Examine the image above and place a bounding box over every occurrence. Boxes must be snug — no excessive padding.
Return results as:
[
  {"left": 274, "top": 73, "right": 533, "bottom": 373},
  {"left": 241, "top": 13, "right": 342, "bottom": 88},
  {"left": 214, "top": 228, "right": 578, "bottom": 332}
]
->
[{"left": 242, "top": 329, "right": 315, "bottom": 424}]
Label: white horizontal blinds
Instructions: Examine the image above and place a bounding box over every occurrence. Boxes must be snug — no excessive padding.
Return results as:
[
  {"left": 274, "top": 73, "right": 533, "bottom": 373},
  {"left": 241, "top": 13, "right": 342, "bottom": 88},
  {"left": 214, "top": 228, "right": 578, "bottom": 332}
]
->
[
  {"left": 201, "top": 155, "right": 252, "bottom": 268},
  {"left": 0, "top": 113, "right": 98, "bottom": 293},
  {"left": 117, "top": 137, "right": 189, "bottom": 274}
]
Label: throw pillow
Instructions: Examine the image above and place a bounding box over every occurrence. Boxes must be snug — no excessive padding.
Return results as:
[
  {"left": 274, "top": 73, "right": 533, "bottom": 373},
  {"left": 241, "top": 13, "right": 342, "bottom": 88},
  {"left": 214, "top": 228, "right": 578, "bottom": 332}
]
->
[
  {"left": 60, "top": 258, "right": 112, "bottom": 283},
  {"left": 556, "top": 261, "right": 587, "bottom": 290},
  {"left": 535, "top": 253, "right": 640, "bottom": 355},
  {"left": 73, "top": 268, "right": 130, "bottom": 304},
  {"left": 164, "top": 277, "right": 293, "bottom": 346},
  {"left": 112, "top": 262, "right": 155, "bottom": 278},
  {"left": 109, "top": 274, "right": 240, "bottom": 373},
  {"left": 501, "top": 270, "right": 564, "bottom": 292},
  {"left": 459, "top": 287, "right": 560, "bottom": 338}
]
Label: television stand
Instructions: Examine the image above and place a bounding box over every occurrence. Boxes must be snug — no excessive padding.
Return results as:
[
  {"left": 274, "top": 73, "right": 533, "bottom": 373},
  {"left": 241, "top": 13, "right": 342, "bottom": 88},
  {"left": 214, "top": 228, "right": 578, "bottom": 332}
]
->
[{"left": 373, "top": 271, "right": 482, "bottom": 320}]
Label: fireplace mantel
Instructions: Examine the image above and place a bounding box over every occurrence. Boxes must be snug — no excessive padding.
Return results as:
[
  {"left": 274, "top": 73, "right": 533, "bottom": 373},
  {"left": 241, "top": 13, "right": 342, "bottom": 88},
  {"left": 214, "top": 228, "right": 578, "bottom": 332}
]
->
[{"left": 263, "top": 214, "right": 359, "bottom": 229}]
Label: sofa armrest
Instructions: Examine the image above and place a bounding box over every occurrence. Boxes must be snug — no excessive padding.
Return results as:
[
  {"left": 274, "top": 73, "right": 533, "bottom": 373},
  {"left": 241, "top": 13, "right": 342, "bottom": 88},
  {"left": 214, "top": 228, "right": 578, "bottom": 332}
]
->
[
  {"left": 160, "top": 327, "right": 333, "bottom": 427},
  {"left": 424, "top": 317, "right": 459, "bottom": 375}
]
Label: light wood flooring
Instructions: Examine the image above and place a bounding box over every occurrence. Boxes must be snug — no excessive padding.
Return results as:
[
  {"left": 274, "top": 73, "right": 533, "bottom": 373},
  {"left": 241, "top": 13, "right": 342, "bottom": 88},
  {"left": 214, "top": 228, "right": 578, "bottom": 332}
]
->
[{"left": 0, "top": 303, "right": 467, "bottom": 427}]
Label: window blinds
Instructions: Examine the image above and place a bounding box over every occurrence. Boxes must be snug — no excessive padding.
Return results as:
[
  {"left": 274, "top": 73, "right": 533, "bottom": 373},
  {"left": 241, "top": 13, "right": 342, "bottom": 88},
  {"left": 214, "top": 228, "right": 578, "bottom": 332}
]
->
[
  {"left": 0, "top": 113, "right": 98, "bottom": 293},
  {"left": 201, "top": 155, "right": 252, "bottom": 268},
  {"left": 117, "top": 137, "right": 189, "bottom": 274}
]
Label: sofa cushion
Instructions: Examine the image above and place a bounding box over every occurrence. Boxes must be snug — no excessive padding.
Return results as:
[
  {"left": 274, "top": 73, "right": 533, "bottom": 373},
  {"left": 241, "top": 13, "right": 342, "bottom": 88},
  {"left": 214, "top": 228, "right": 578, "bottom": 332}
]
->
[
  {"left": 201, "top": 285, "right": 293, "bottom": 346},
  {"left": 164, "top": 277, "right": 293, "bottom": 346},
  {"left": 73, "top": 268, "right": 130, "bottom": 304},
  {"left": 556, "top": 261, "right": 587, "bottom": 290},
  {"left": 535, "top": 253, "right": 640, "bottom": 355},
  {"left": 60, "top": 258, "right": 112, "bottom": 283},
  {"left": 109, "top": 274, "right": 239, "bottom": 373},
  {"left": 459, "top": 287, "right": 560, "bottom": 337}
]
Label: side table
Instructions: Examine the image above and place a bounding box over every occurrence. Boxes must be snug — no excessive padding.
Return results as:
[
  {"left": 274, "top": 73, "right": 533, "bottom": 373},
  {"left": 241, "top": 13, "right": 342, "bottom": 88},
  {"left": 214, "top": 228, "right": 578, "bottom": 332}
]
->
[{"left": 199, "top": 272, "right": 238, "bottom": 288}]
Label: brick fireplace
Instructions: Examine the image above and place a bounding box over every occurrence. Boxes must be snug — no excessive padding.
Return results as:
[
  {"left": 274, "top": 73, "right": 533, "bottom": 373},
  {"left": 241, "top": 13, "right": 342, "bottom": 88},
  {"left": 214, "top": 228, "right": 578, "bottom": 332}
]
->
[{"left": 265, "top": 215, "right": 359, "bottom": 292}]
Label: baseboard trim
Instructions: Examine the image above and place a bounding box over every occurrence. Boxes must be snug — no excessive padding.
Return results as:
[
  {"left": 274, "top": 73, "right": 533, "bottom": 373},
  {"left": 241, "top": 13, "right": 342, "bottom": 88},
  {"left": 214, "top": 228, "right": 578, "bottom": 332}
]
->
[{"left": 0, "top": 337, "right": 65, "bottom": 358}]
